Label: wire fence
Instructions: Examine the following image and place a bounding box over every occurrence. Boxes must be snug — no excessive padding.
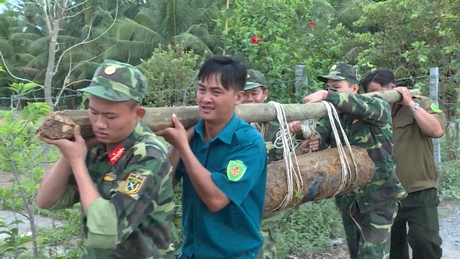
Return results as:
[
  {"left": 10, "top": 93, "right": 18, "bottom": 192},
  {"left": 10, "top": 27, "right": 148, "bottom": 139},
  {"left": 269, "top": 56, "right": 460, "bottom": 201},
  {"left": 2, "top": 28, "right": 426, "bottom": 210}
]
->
[{"left": 0, "top": 68, "right": 458, "bottom": 258}]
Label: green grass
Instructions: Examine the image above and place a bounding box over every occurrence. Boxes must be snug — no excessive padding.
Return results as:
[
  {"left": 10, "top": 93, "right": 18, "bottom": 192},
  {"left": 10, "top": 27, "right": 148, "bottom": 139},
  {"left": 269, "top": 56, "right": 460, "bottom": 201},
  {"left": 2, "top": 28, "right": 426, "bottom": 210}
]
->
[{"left": 275, "top": 200, "right": 344, "bottom": 257}]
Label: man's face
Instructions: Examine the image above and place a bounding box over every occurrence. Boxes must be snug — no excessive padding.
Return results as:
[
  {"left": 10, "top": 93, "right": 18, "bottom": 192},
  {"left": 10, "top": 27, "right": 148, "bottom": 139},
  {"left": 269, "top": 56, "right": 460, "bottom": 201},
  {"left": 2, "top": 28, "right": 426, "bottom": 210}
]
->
[
  {"left": 88, "top": 96, "right": 143, "bottom": 144},
  {"left": 326, "top": 79, "right": 359, "bottom": 94},
  {"left": 367, "top": 81, "right": 393, "bottom": 93},
  {"left": 243, "top": 86, "right": 268, "bottom": 104},
  {"left": 196, "top": 73, "right": 244, "bottom": 124}
]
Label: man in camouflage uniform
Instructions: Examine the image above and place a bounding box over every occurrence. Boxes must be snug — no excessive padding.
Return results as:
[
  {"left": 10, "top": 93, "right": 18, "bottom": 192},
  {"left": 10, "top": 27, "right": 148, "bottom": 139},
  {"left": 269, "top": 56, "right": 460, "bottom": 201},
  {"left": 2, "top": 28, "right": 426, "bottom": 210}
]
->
[
  {"left": 243, "top": 69, "right": 284, "bottom": 259},
  {"left": 298, "top": 63, "right": 407, "bottom": 259},
  {"left": 362, "top": 69, "right": 446, "bottom": 259},
  {"left": 36, "top": 59, "right": 174, "bottom": 259}
]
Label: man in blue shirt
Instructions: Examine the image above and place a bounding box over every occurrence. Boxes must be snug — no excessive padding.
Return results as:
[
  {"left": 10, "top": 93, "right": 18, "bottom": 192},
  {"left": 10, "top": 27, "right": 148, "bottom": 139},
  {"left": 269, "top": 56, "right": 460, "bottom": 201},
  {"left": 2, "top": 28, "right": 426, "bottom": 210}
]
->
[{"left": 157, "top": 56, "right": 268, "bottom": 259}]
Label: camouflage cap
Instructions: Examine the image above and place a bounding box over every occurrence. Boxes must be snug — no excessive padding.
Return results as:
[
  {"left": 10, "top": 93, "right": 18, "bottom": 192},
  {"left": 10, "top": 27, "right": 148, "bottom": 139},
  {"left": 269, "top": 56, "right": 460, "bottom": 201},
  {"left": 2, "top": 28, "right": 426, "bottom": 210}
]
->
[
  {"left": 78, "top": 59, "right": 147, "bottom": 103},
  {"left": 244, "top": 69, "right": 267, "bottom": 90},
  {"left": 317, "top": 63, "right": 361, "bottom": 85}
]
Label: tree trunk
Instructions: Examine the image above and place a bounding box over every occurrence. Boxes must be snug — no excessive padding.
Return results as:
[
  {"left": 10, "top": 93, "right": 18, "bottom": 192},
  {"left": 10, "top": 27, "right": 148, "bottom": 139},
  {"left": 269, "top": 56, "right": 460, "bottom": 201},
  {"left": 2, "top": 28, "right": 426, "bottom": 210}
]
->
[
  {"left": 39, "top": 89, "right": 421, "bottom": 139},
  {"left": 43, "top": 19, "right": 60, "bottom": 108},
  {"left": 264, "top": 145, "right": 375, "bottom": 212}
]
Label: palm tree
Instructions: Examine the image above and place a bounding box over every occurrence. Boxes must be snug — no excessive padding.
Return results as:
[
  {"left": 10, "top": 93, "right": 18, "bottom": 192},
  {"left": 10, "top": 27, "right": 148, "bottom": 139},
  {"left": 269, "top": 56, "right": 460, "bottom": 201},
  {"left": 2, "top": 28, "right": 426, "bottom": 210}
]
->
[
  {"left": 100, "top": 0, "right": 225, "bottom": 64},
  {"left": 0, "top": 0, "right": 123, "bottom": 107}
]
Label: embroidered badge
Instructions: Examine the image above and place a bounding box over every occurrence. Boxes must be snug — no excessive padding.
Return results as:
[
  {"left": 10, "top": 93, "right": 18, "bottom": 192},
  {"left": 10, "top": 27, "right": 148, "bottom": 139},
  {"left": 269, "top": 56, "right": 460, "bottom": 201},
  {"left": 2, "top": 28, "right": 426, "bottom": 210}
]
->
[
  {"left": 121, "top": 173, "right": 146, "bottom": 195},
  {"left": 108, "top": 144, "right": 125, "bottom": 165},
  {"left": 352, "top": 119, "right": 359, "bottom": 124},
  {"left": 226, "top": 160, "right": 247, "bottom": 182},
  {"left": 104, "top": 66, "right": 116, "bottom": 75},
  {"left": 103, "top": 173, "right": 116, "bottom": 181},
  {"left": 331, "top": 64, "right": 337, "bottom": 70},
  {"left": 430, "top": 103, "right": 442, "bottom": 113}
]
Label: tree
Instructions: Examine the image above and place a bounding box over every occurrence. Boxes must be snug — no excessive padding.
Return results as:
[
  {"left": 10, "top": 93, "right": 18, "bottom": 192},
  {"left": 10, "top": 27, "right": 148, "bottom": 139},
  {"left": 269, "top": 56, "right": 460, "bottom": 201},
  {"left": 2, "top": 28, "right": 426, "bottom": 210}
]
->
[
  {"left": 100, "top": 0, "right": 225, "bottom": 64},
  {"left": 216, "top": 0, "right": 343, "bottom": 103},
  {"left": 0, "top": 0, "right": 119, "bottom": 108},
  {"left": 340, "top": 0, "right": 460, "bottom": 159}
]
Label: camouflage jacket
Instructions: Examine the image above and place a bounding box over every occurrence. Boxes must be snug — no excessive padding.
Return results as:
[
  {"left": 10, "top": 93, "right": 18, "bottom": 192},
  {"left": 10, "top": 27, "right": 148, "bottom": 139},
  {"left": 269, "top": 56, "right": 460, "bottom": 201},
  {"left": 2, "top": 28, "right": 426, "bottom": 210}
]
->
[
  {"left": 51, "top": 123, "right": 174, "bottom": 259},
  {"left": 316, "top": 91, "right": 407, "bottom": 213},
  {"left": 251, "top": 121, "right": 283, "bottom": 163}
]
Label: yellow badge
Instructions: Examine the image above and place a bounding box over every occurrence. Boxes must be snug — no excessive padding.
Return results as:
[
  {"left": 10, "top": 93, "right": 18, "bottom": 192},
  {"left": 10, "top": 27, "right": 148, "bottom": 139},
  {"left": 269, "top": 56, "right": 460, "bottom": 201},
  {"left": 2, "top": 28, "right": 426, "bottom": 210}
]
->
[
  {"left": 331, "top": 64, "right": 337, "bottom": 70},
  {"left": 104, "top": 66, "right": 116, "bottom": 75},
  {"left": 103, "top": 173, "right": 116, "bottom": 181},
  {"left": 430, "top": 103, "right": 442, "bottom": 113},
  {"left": 121, "top": 173, "right": 145, "bottom": 195},
  {"left": 352, "top": 119, "right": 359, "bottom": 124}
]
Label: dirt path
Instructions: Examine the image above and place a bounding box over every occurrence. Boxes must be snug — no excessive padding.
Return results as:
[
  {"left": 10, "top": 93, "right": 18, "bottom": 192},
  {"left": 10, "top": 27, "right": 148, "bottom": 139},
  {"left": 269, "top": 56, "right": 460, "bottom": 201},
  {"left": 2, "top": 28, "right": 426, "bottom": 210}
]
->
[{"left": 438, "top": 200, "right": 460, "bottom": 258}]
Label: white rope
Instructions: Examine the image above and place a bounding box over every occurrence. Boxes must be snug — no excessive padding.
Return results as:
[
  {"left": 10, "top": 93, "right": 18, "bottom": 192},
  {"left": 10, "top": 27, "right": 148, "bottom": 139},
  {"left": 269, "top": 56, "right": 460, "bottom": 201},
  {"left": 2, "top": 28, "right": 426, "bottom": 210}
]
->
[
  {"left": 267, "top": 100, "right": 359, "bottom": 210},
  {"left": 322, "top": 101, "right": 366, "bottom": 242},
  {"left": 321, "top": 101, "right": 359, "bottom": 195},
  {"left": 268, "top": 101, "right": 304, "bottom": 211}
]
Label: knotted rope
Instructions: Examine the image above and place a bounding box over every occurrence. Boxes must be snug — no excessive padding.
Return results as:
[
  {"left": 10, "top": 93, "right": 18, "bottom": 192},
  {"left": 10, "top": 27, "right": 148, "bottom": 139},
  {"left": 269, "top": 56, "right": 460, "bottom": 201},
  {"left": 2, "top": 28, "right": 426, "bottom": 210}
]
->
[
  {"left": 268, "top": 101, "right": 304, "bottom": 211},
  {"left": 267, "top": 100, "right": 359, "bottom": 211},
  {"left": 321, "top": 100, "right": 359, "bottom": 196}
]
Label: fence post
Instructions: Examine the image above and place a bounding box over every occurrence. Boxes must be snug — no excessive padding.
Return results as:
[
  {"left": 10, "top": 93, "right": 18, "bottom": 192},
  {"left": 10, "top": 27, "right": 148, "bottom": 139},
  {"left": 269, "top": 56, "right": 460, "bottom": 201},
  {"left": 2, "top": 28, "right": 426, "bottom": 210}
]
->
[
  {"left": 295, "top": 65, "right": 307, "bottom": 100},
  {"left": 429, "top": 67, "right": 442, "bottom": 170},
  {"left": 295, "top": 65, "right": 311, "bottom": 125},
  {"left": 295, "top": 65, "right": 314, "bottom": 209}
]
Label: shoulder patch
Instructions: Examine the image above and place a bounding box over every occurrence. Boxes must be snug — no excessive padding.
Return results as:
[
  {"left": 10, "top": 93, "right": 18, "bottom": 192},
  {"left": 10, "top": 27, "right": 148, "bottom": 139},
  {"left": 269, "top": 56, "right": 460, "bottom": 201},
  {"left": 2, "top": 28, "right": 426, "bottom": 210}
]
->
[
  {"left": 352, "top": 119, "right": 359, "bottom": 124},
  {"left": 226, "top": 160, "right": 247, "bottom": 182},
  {"left": 121, "top": 173, "right": 146, "bottom": 195},
  {"left": 430, "top": 103, "right": 442, "bottom": 113}
]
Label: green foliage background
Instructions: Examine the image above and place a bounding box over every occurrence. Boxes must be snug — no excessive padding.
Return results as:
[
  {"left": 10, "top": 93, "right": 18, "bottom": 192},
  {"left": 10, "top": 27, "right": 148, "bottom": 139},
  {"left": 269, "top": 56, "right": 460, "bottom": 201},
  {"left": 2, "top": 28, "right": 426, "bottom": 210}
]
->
[{"left": 0, "top": 0, "right": 460, "bottom": 257}]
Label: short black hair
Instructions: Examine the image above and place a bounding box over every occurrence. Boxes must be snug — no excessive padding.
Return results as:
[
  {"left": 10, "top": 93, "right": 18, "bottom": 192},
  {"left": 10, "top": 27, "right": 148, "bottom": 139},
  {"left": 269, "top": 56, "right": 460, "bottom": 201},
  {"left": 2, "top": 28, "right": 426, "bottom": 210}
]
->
[
  {"left": 197, "top": 56, "right": 247, "bottom": 92},
  {"left": 361, "top": 69, "right": 397, "bottom": 93}
]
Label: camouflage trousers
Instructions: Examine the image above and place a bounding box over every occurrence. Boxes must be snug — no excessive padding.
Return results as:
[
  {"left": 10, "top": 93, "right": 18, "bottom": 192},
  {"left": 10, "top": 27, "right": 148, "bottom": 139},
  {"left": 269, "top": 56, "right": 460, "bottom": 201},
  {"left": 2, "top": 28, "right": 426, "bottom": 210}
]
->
[
  {"left": 257, "top": 211, "right": 285, "bottom": 259},
  {"left": 337, "top": 197, "right": 398, "bottom": 259}
]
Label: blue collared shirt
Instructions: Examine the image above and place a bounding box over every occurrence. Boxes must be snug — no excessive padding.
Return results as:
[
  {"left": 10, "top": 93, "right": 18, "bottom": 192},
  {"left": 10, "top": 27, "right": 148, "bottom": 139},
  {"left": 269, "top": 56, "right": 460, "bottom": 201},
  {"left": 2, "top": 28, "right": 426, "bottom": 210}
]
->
[{"left": 175, "top": 114, "right": 267, "bottom": 259}]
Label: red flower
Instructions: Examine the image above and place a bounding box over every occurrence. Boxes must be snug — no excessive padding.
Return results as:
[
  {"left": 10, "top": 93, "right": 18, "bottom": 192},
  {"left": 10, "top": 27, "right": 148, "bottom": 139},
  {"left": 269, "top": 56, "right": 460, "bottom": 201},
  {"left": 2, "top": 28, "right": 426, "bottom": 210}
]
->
[
  {"left": 251, "top": 36, "right": 261, "bottom": 44},
  {"left": 307, "top": 20, "right": 317, "bottom": 31}
]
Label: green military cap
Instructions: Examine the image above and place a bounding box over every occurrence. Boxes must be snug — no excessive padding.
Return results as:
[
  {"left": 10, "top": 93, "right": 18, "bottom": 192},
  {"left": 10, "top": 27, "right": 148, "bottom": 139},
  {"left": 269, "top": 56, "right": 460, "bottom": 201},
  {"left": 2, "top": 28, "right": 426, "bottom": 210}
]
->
[
  {"left": 317, "top": 62, "right": 361, "bottom": 85},
  {"left": 78, "top": 59, "right": 147, "bottom": 103},
  {"left": 244, "top": 69, "right": 267, "bottom": 90}
]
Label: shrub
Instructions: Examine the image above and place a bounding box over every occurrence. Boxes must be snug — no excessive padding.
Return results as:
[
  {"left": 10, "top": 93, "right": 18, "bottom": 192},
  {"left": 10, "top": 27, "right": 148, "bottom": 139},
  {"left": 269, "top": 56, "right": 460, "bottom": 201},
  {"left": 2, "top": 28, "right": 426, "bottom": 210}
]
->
[{"left": 137, "top": 44, "right": 203, "bottom": 107}]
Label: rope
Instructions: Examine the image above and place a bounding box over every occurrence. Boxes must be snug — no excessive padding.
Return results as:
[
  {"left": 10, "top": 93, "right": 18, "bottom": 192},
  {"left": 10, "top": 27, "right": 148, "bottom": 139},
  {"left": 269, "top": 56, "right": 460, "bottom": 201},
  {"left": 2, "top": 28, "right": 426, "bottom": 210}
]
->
[
  {"left": 267, "top": 101, "right": 359, "bottom": 211},
  {"left": 321, "top": 101, "right": 366, "bottom": 242},
  {"left": 320, "top": 100, "right": 359, "bottom": 196},
  {"left": 300, "top": 120, "right": 317, "bottom": 153},
  {"left": 268, "top": 101, "right": 304, "bottom": 211}
]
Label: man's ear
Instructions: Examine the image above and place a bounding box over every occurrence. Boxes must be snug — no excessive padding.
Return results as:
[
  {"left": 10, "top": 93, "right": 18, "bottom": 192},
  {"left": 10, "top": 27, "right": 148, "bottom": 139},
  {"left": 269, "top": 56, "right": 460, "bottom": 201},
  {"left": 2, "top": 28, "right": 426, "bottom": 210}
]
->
[
  {"left": 235, "top": 90, "right": 245, "bottom": 104},
  {"left": 352, "top": 84, "right": 360, "bottom": 94},
  {"left": 264, "top": 87, "right": 268, "bottom": 101},
  {"left": 135, "top": 106, "right": 146, "bottom": 121}
]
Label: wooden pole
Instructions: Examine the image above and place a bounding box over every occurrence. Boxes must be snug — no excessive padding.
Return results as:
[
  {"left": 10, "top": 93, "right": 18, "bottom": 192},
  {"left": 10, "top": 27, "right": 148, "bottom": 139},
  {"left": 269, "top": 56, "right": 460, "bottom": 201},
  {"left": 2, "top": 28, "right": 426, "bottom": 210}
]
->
[{"left": 41, "top": 89, "right": 420, "bottom": 139}]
